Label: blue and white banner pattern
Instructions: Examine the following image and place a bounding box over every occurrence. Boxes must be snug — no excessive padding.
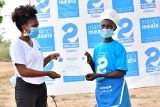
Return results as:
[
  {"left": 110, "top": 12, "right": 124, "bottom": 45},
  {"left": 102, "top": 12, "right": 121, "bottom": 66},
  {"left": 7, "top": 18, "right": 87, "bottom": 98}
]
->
[{"left": 32, "top": 0, "right": 160, "bottom": 95}]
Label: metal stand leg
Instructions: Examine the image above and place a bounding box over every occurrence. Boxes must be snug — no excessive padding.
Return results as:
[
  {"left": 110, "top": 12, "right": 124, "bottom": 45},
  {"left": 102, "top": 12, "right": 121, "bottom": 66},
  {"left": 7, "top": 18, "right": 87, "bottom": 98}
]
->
[{"left": 47, "top": 95, "right": 57, "bottom": 107}]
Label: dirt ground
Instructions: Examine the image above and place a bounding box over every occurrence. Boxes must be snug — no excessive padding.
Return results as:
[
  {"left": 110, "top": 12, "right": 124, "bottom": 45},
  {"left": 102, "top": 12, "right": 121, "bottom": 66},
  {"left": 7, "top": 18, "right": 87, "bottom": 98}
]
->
[{"left": 0, "top": 62, "right": 160, "bottom": 107}]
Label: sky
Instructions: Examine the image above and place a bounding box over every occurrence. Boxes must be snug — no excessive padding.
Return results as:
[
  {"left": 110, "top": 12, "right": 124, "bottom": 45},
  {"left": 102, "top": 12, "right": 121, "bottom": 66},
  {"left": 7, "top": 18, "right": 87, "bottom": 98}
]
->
[{"left": 0, "top": 0, "right": 30, "bottom": 41}]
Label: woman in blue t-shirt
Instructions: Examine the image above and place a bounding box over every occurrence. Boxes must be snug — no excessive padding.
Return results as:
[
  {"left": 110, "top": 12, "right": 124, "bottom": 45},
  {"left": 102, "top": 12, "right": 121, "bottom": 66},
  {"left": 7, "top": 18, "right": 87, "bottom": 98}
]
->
[{"left": 85, "top": 9, "right": 132, "bottom": 107}]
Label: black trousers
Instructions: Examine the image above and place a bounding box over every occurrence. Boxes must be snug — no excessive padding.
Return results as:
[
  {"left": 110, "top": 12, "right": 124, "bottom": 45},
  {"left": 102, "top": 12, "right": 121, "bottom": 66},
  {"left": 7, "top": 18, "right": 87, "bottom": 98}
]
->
[{"left": 15, "top": 77, "right": 47, "bottom": 107}]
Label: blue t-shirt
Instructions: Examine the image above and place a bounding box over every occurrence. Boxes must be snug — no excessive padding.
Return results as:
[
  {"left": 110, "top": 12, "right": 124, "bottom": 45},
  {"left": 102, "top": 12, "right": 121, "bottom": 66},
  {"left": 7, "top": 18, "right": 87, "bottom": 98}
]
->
[{"left": 92, "top": 40, "right": 131, "bottom": 107}]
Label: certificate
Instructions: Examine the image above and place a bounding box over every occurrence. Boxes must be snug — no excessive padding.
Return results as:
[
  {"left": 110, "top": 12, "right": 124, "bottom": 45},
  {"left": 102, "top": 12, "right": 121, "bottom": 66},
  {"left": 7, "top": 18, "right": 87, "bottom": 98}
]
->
[{"left": 57, "top": 56, "right": 87, "bottom": 82}]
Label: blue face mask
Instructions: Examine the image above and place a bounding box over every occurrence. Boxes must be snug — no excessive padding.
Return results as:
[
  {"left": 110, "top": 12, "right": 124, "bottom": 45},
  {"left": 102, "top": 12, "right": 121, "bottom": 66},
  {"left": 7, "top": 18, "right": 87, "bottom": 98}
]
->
[
  {"left": 28, "top": 27, "right": 39, "bottom": 38},
  {"left": 100, "top": 29, "right": 113, "bottom": 38}
]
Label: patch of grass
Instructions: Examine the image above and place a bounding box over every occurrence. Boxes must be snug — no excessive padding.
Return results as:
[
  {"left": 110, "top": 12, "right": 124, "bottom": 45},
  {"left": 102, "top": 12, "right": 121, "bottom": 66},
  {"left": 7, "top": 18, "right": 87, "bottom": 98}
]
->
[{"left": 0, "top": 42, "right": 11, "bottom": 61}]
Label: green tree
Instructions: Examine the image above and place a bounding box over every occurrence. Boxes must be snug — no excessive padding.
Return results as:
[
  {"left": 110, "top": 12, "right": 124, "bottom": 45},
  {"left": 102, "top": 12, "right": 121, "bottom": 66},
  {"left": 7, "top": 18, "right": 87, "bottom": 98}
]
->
[
  {"left": 0, "top": 0, "right": 5, "bottom": 23},
  {"left": 0, "top": 0, "right": 10, "bottom": 61}
]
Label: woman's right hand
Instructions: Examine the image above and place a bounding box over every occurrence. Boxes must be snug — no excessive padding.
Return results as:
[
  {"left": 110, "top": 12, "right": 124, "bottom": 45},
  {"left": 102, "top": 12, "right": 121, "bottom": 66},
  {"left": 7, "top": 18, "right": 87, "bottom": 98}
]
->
[
  {"left": 84, "top": 51, "right": 93, "bottom": 65},
  {"left": 47, "top": 71, "right": 61, "bottom": 79}
]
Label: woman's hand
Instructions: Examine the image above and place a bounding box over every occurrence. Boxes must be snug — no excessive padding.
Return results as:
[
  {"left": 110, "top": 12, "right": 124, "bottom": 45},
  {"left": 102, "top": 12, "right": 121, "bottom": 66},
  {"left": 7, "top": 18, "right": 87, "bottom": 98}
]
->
[
  {"left": 49, "top": 53, "right": 60, "bottom": 60},
  {"left": 44, "top": 53, "right": 60, "bottom": 67},
  {"left": 47, "top": 71, "right": 61, "bottom": 79}
]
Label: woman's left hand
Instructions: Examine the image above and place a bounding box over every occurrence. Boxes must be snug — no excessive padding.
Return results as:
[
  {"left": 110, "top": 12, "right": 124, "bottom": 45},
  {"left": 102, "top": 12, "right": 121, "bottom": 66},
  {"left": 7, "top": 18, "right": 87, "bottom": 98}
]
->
[{"left": 50, "top": 53, "right": 60, "bottom": 60}]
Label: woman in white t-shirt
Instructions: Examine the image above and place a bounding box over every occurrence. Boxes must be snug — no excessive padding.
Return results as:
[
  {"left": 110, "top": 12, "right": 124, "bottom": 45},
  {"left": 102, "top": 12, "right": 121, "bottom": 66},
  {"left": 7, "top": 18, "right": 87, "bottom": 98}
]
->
[{"left": 10, "top": 4, "right": 61, "bottom": 107}]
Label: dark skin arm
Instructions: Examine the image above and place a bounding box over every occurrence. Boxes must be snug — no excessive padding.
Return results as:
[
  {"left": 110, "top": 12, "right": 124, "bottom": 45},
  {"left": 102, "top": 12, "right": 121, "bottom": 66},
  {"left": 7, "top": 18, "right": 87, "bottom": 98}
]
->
[
  {"left": 44, "top": 53, "right": 60, "bottom": 67},
  {"left": 15, "top": 64, "right": 61, "bottom": 79},
  {"left": 85, "top": 70, "right": 126, "bottom": 81},
  {"left": 84, "top": 52, "right": 96, "bottom": 73},
  {"left": 84, "top": 51, "right": 126, "bottom": 81}
]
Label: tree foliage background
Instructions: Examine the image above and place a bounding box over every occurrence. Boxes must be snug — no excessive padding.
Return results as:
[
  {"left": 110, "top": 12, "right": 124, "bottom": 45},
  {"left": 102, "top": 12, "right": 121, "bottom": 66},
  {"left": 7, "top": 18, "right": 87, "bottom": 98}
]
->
[
  {"left": 0, "top": 0, "right": 10, "bottom": 61},
  {"left": 0, "top": 0, "right": 5, "bottom": 23}
]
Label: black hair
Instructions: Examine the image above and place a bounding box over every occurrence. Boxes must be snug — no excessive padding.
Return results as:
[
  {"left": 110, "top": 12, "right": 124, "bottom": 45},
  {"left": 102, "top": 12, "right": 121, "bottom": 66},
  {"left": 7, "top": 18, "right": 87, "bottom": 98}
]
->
[{"left": 11, "top": 4, "right": 38, "bottom": 32}]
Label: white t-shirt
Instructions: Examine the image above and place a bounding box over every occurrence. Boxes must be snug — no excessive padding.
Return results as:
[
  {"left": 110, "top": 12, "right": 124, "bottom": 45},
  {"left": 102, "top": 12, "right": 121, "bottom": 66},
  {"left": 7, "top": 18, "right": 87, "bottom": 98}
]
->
[{"left": 9, "top": 38, "right": 45, "bottom": 84}]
